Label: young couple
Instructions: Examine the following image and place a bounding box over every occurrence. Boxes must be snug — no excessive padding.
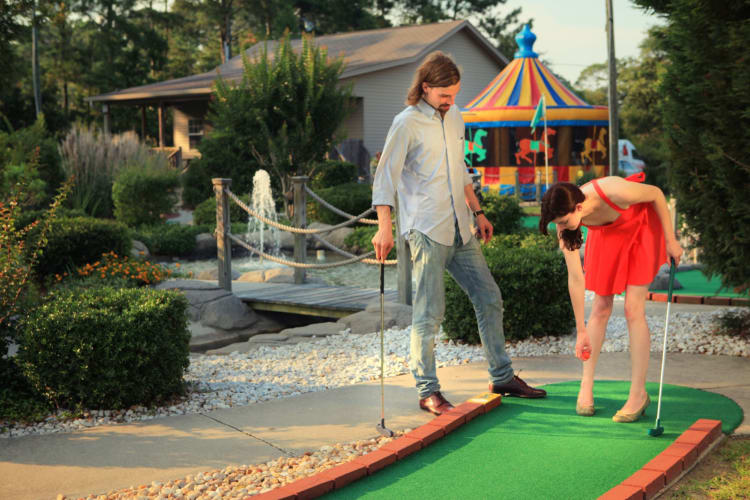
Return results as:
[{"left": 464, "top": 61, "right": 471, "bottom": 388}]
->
[{"left": 371, "top": 51, "right": 682, "bottom": 422}]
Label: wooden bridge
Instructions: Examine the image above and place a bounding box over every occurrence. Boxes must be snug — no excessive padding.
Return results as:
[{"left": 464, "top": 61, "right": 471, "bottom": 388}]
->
[{"left": 233, "top": 282, "right": 403, "bottom": 318}]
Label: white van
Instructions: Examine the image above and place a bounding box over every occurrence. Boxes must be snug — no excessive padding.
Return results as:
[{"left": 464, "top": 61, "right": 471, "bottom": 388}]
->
[{"left": 618, "top": 139, "right": 646, "bottom": 176}]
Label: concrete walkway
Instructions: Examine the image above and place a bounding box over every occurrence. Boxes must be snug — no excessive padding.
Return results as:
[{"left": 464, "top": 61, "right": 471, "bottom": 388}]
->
[{"left": 1, "top": 303, "right": 748, "bottom": 500}]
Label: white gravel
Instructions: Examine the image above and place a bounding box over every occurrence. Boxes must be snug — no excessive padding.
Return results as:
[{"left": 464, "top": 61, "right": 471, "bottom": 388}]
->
[{"left": 3, "top": 307, "right": 747, "bottom": 440}]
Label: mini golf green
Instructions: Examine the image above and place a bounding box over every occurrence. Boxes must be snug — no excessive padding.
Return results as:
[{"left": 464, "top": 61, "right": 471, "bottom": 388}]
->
[
  {"left": 650, "top": 269, "right": 749, "bottom": 299},
  {"left": 326, "top": 381, "right": 743, "bottom": 499}
]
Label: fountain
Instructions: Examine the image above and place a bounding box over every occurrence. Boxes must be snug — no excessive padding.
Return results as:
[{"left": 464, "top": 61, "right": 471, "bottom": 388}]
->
[{"left": 246, "top": 169, "right": 281, "bottom": 261}]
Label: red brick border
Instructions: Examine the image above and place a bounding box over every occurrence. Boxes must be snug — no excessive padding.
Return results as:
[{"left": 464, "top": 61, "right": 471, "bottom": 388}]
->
[
  {"left": 598, "top": 419, "right": 723, "bottom": 500},
  {"left": 252, "top": 392, "right": 503, "bottom": 500},
  {"left": 647, "top": 293, "right": 748, "bottom": 306}
]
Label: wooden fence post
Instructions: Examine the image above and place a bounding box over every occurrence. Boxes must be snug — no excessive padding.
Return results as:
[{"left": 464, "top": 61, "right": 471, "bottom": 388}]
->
[
  {"left": 395, "top": 199, "right": 412, "bottom": 306},
  {"left": 535, "top": 170, "right": 542, "bottom": 203},
  {"left": 213, "top": 178, "right": 232, "bottom": 292},
  {"left": 292, "top": 176, "right": 309, "bottom": 284}
]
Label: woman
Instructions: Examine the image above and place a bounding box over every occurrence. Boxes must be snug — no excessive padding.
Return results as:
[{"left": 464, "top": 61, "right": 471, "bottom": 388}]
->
[{"left": 539, "top": 173, "right": 682, "bottom": 422}]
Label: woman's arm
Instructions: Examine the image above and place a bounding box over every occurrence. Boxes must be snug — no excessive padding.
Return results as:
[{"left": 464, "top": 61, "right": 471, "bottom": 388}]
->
[
  {"left": 604, "top": 178, "right": 684, "bottom": 264},
  {"left": 558, "top": 227, "right": 590, "bottom": 358}
]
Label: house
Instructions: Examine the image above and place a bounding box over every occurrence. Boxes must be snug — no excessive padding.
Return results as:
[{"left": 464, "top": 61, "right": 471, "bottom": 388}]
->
[{"left": 87, "top": 20, "right": 508, "bottom": 167}]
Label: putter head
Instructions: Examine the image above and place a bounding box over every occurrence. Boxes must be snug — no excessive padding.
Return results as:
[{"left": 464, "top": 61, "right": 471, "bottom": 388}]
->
[
  {"left": 376, "top": 423, "right": 394, "bottom": 438},
  {"left": 648, "top": 426, "right": 664, "bottom": 437}
]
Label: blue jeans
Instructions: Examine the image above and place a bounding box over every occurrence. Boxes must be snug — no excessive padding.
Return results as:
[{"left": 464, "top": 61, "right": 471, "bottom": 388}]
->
[{"left": 408, "top": 228, "right": 514, "bottom": 399}]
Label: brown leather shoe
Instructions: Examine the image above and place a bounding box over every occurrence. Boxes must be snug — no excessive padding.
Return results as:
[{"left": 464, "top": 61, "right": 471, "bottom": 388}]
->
[
  {"left": 490, "top": 375, "right": 546, "bottom": 399},
  {"left": 419, "top": 391, "right": 454, "bottom": 416}
]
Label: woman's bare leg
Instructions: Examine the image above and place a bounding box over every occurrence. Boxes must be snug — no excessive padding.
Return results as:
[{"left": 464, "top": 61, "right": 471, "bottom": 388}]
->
[
  {"left": 578, "top": 294, "right": 614, "bottom": 406},
  {"left": 620, "top": 284, "right": 651, "bottom": 413}
]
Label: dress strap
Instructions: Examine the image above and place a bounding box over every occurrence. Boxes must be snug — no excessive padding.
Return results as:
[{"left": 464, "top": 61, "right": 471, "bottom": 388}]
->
[{"left": 592, "top": 179, "right": 626, "bottom": 213}]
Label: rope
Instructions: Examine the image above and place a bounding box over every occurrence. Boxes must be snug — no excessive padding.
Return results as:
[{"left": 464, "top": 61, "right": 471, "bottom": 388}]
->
[
  {"left": 225, "top": 189, "right": 376, "bottom": 234},
  {"left": 304, "top": 185, "right": 378, "bottom": 225},
  {"left": 309, "top": 233, "right": 357, "bottom": 259},
  {"left": 227, "top": 233, "right": 397, "bottom": 268}
]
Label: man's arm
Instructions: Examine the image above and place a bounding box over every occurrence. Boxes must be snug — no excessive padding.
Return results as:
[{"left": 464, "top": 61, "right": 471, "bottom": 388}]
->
[{"left": 372, "top": 205, "right": 393, "bottom": 262}]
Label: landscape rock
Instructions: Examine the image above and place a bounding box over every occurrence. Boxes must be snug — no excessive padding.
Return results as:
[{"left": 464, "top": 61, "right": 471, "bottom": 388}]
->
[
  {"left": 237, "top": 270, "right": 266, "bottom": 282},
  {"left": 131, "top": 239, "right": 151, "bottom": 260},
  {"left": 196, "top": 268, "right": 242, "bottom": 281},
  {"left": 308, "top": 223, "right": 354, "bottom": 250},
  {"left": 337, "top": 300, "right": 413, "bottom": 334},
  {"left": 200, "top": 295, "right": 257, "bottom": 330}
]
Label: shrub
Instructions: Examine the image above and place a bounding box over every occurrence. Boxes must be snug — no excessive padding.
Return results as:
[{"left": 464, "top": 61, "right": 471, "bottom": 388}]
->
[
  {"left": 59, "top": 126, "right": 170, "bottom": 218},
  {"left": 443, "top": 236, "right": 573, "bottom": 343},
  {"left": 112, "top": 167, "right": 179, "bottom": 226},
  {"left": 133, "top": 224, "right": 205, "bottom": 256},
  {"left": 52, "top": 251, "right": 174, "bottom": 289},
  {"left": 17, "top": 287, "right": 190, "bottom": 409},
  {"left": 181, "top": 160, "right": 212, "bottom": 208},
  {"left": 712, "top": 307, "right": 750, "bottom": 339},
  {"left": 192, "top": 194, "right": 252, "bottom": 228},
  {"left": 344, "top": 225, "right": 396, "bottom": 259},
  {"left": 482, "top": 193, "right": 523, "bottom": 235},
  {"left": 308, "top": 182, "right": 372, "bottom": 225},
  {"left": 576, "top": 169, "right": 598, "bottom": 186},
  {"left": 31, "top": 216, "right": 131, "bottom": 278},
  {"left": 309, "top": 160, "right": 358, "bottom": 190},
  {"left": 0, "top": 116, "right": 64, "bottom": 209}
]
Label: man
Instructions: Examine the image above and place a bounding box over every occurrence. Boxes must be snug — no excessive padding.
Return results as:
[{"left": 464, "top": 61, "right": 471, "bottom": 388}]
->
[{"left": 371, "top": 51, "right": 546, "bottom": 416}]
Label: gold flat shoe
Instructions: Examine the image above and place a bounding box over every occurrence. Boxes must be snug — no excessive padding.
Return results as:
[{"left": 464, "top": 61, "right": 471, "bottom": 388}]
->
[
  {"left": 576, "top": 402, "right": 595, "bottom": 416},
  {"left": 612, "top": 395, "right": 651, "bottom": 423}
]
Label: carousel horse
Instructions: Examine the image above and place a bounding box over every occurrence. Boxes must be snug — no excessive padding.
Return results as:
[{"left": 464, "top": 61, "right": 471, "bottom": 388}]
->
[
  {"left": 581, "top": 128, "right": 607, "bottom": 165},
  {"left": 515, "top": 128, "right": 556, "bottom": 164}
]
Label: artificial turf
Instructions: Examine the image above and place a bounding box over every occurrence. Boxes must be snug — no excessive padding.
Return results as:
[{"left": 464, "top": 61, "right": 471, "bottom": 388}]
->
[
  {"left": 650, "top": 269, "right": 748, "bottom": 299},
  {"left": 326, "top": 380, "right": 743, "bottom": 499}
]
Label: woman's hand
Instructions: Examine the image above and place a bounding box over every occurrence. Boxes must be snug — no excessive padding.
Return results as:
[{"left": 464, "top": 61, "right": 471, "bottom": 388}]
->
[
  {"left": 575, "top": 328, "right": 592, "bottom": 361},
  {"left": 666, "top": 239, "right": 683, "bottom": 267}
]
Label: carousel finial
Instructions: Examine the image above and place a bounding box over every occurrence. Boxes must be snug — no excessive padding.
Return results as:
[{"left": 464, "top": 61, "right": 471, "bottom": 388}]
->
[{"left": 514, "top": 24, "right": 538, "bottom": 59}]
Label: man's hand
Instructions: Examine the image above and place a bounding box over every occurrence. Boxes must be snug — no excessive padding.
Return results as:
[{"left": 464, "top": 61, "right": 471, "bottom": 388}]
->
[
  {"left": 475, "top": 214, "right": 493, "bottom": 244},
  {"left": 372, "top": 227, "right": 394, "bottom": 262}
]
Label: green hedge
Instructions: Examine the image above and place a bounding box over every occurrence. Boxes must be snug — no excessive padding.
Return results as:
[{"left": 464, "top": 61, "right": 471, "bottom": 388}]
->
[
  {"left": 309, "top": 160, "right": 358, "bottom": 190},
  {"left": 181, "top": 160, "right": 213, "bottom": 209},
  {"left": 32, "top": 216, "right": 131, "bottom": 278},
  {"left": 443, "top": 233, "right": 572, "bottom": 343},
  {"left": 482, "top": 193, "right": 524, "bottom": 235},
  {"left": 112, "top": 167, "right": 179, "bottom": 226},
  {"left": 308, "top": 182, "right": 372, "bottom": 225},
  {"left": 133, "top": 224, "right": 207, "bottom": 256},
  {"left": 192, "top": 194, "right": 252, "bottom": 228},
  {"left": 344, "top": 225, "right": 396, "bottom": 259},
  {"left": 17, "top": 287, "right": 190, "bottom": 409}
]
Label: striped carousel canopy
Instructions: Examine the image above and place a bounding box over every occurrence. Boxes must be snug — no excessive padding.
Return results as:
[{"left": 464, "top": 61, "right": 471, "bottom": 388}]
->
[{"left": 462, "top": 25, "right": 608, "bottom": 128}]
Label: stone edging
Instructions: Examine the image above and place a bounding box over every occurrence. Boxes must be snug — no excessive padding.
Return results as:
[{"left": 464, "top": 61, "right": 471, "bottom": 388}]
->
[
  {"left": 647, "top": 292, "right": 749, "bottom": 306},
  {"left": 599, "top": 418, "right": 724, "bottom": 500},
  {"left": 252, "top": 392, "right": 503, "bottom": 499}
]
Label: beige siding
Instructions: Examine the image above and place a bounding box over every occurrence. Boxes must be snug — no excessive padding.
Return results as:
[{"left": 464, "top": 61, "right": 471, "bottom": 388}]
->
[
  {"left": 347, "top": 29, "right": 504, "bottom": 157},
  {"left": 173, "top": 101, "right": 210, "bottom": 159},
  {"left": 340, "top": 97, "right": 364, "bottom": 140}
]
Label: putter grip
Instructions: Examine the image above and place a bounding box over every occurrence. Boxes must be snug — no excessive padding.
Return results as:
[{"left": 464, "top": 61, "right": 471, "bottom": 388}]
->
[
  {"left": 380, "top": 263, "right": 384, "bottom": 293},
  {"left": 667, "top": 257, "right": 676, "bottom": 302}
]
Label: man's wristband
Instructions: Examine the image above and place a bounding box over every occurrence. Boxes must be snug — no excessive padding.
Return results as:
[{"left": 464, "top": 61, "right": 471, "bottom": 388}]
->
[{"left": 473, "top": 209, "right": 484, "bottom": 218}]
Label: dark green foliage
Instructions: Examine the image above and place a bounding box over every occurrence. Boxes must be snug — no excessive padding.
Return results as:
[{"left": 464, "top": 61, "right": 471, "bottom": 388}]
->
[
  {"left": 192, "top": 194, "right": 252, "bottom": 228},
  {"left": 443, "top": 234, "right": 573, "bottom": 343},
  {"left": 634, "top": 0, "right": 750, "bottom": 292},
  {"left": 133, "top": 224, "right": 205, "bottom": 256},
  {"left": 112, "top": 167, "right": 180, "bottom": 227},
  {"left": 310, "top": 160, "right": 359, "bottom": 190},
  {"left": 0, "top": 117, "right": 64, "bottom": 208},
  {"left": 198, "top": 34, "right": 351, "bottom": 201},
  {"left": 712, "top": 307, "right": 750, "bottom": 339},
  {"left": 344, "top": 226, "right": 396, "bottom": 258},
  {"left": 14, "top": 207, "right": 86, "bottom": 230},
  {"left": 576, "top": 170, "right": 598, "bottom": 186},
  {"left": 308, "top": 182, "right": 372, "bottom": 225},
  {"left": 32, "top": 217, "right": 131, "bottom": 278},
  {"left": 17, "top": 287, "right": 190, "bottom": 409},
  {"left": 482, "top": 193, "right": 523, "bottom": 234},
  {"left": 181, "top": 160, "right": 213, "bottom": 208},
  {"left": 0, "top": 356, "right": 52, "bottom": 425}
]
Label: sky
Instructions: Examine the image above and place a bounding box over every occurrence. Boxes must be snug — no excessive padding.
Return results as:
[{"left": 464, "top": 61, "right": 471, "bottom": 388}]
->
[{"left": 481, "top": 0, "right": 666, "bottom": 85}]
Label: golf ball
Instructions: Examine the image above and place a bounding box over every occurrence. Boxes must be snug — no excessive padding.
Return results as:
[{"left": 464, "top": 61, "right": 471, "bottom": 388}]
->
[{"left": 581, "top": 350, "right": 591, "bottom": 361}]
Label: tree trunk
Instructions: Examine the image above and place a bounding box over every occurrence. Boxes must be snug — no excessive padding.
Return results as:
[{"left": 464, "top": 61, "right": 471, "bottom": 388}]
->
[{"left": 31, "top": 2, "right": 42, "bottom": 118}]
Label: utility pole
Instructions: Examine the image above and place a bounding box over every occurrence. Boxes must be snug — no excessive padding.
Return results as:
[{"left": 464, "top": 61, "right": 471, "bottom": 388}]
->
[
  {"left": 605, "top": 0, "right": 618, "bottom": 176},
  {"left": 32, "top": 0, "right": 42, "bottom": 118}
]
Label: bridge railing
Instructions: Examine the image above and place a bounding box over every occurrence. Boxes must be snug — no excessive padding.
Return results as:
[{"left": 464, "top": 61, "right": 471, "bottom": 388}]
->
[{"left": 212, "top": 177, "right": 412, "bottom": 305}]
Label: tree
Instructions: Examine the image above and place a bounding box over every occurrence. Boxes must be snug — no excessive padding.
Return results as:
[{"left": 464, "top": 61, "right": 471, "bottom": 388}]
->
[
  {"left": 634, "top": 0, "right": 750, "bottom": 292},
  {"left": 193, "top": 33, "right": 352, "bottom": 208}
]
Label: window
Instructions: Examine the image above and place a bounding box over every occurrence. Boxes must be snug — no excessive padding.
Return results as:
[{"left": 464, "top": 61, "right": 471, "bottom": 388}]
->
[{"left": 188, "top": 119, "right": 204, "bottom": 149}]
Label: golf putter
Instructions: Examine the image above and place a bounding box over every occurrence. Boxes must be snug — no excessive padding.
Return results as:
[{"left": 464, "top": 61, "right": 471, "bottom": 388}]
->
[
  {"left": 649, "top": 257, "right": 676, "bottom": 437},
  {"left": 376, "top": 262, "right": 394, "bottom": 437}
]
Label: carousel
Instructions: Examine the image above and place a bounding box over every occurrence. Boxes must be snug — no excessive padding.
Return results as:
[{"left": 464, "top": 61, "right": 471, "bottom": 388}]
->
[{"left": 462, "top": 25, "right": 610, "bottom": 197}]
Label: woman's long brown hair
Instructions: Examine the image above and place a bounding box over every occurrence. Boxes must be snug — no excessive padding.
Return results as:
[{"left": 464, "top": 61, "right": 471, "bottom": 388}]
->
[
  {"left": 539, "top": 182, "right": 586, "bottom": 251},
  {"left": 405, "top": 51, "right": 461, "bottom": 106}
]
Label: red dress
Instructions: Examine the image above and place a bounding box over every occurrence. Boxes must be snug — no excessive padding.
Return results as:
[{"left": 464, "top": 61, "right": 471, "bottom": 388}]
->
[{"left": 583, "top": 173, "right": 667, "bottom": 296}]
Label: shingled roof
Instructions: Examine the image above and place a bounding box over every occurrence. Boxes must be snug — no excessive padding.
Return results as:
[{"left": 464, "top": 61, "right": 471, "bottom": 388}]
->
[{"left": 88, "top": 20, "right": 507, "bottom": 104}]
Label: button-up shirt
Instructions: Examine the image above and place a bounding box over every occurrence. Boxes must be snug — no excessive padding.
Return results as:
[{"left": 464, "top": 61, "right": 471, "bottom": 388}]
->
[{"left": 372, "top": 100, "right": 473, "bottom": 246}]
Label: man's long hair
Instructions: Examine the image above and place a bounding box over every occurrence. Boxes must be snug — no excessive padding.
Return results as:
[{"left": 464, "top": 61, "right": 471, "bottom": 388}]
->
[{"left": 405, "top": 51, "right": 461, "bottom": 106}]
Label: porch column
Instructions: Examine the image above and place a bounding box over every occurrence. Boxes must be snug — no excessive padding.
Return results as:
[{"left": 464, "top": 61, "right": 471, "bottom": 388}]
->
[
  {"left": 102, "top": 104, "right": 110, "bottom": 135},
  {"left": 141, "top": 106, "right": 147, "bottom": 141},
  {"left": 158, "top": 102, "right": 165, "bottom": 147}
]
